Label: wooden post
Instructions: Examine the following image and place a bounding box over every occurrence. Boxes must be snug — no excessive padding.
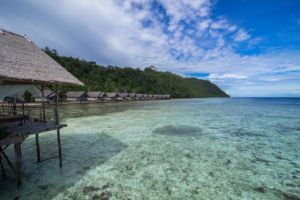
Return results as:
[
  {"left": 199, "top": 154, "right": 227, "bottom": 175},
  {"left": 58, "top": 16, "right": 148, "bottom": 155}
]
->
[
  {"left": 41, "top": 85, "right": 46, "bottom": 123},
  {"left": 13, "top": 98, "right": 17, "bottom": 116},
  {"left": 0, "top": 147, "right": 7, "bottom": 179},
  {"left": 35, "top": 133, "right": 41, "bottom": 162},
  {"left": 14, "top": 143, "right": 21, "bottom": 187},
  {"left": 55, "top": 85, "right": 62, "bottom": 168},
  {"left": 22, "top": 102, "right": 25, "bottom": 116}
]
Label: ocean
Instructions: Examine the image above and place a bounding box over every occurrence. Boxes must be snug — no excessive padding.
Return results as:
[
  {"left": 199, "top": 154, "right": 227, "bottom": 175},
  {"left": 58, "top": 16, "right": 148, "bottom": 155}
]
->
[{"left": 0, "top": 98, "right": 300, "bottom": 199}]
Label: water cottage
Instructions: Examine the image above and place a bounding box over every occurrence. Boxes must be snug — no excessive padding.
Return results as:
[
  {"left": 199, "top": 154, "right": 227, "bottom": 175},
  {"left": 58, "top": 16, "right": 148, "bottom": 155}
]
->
[
  {"left": 87, "top": 91, "right": 104, "bottom": 102},
  {"left": 0, "top": 29, "right": 83, "bottom": 186},
  {"left": 65, "top": 91, "right": 87, "bottom": 102}
]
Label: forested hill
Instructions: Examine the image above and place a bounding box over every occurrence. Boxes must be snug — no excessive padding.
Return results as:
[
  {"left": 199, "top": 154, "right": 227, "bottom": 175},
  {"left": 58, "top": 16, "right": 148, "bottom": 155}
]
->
[{"left": 45, "top": 48, "right": 229, "bottom": 98}]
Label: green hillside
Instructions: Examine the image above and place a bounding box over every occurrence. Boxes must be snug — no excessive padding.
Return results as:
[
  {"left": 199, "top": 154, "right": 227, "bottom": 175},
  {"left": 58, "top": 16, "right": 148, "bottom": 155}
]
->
[{"left": 45, "top": 48, "right": 229, "bottom": 98}]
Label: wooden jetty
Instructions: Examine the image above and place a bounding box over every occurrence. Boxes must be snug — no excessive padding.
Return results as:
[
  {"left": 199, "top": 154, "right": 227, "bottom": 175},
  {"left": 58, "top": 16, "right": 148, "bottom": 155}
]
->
[{"left": 0, "top": 28, "right": 83, "bottom": 187}]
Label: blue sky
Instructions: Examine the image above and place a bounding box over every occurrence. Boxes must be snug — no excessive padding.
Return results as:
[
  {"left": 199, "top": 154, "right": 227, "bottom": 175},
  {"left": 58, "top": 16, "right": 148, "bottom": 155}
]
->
[{"left": 0, "top": 0, "right": 300, "bottom": 97}]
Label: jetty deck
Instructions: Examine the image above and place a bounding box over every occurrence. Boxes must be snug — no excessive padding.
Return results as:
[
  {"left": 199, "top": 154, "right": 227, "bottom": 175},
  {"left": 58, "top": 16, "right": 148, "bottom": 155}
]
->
[{"left": 0, "top": 28, "right": 83, "bottom": 187}]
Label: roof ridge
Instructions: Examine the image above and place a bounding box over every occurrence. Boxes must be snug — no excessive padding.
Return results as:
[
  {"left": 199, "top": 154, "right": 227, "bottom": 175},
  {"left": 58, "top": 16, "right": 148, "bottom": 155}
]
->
[{"left": 0, "top": 28, "right": 27, "bottom": 39}]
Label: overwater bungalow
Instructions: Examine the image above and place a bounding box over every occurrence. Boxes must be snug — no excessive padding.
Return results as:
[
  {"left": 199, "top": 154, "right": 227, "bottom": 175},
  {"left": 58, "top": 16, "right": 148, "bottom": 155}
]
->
[
  {"left": 0, "top": 28, "right": 83, "bottom": 186},
  {"left": 87, "top": 91, "right": 104, "bottom": 102},
  {"left": 117, "top": 93, "right": 129, "bottom": 101},
  {"left": 65, "top": 91, "right": 87, "bottom": 102},
  {"left": 142, "top": 94, "right": 148, "bottom": 100},
  {"left": 135, "top": 94, "right": 143, "bottom": 100},
  {"left": 128, "top": 93, "right": 137, "bottom": 100},
  {"left": 34, "top": 89, "right": 57, "bottom": 103},
  {"left": 103, "top": 92, "right": 118, "bottom": 101}
]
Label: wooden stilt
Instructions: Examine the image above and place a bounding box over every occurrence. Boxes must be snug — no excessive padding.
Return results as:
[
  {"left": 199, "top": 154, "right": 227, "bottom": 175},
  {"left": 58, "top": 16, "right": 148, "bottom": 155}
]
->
[
  {"left": 13, "top": 98, "right": 17, "bottom": 116},
  {"left": 0, "top": 147, "right": 7, "bottom": 179},
  {"left": 41, "top": 85, "right": 46, "bottom": 123},
  {"left": 14, "top": 143, "right": 21, "bottom": 187},
  {"left": 18, "top": 143, "right": 22, "bottom": 158},
  {"left": 22, "top": 103, "right": 25, "bottom": 116},
  {"left": 35, "top": 133, "right": 41, "bottom": 162},
  {"left": 55, "top": 85, "right": 62, "bottom": 168},
  {"left": 57, "top": 129, "right": 62, "bottom": 168}
]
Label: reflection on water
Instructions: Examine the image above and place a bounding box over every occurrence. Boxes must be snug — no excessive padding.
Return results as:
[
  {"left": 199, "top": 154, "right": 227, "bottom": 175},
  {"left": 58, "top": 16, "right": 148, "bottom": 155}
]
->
[{"left": 0, "top": 98, "right": 300, "bottom": 200}]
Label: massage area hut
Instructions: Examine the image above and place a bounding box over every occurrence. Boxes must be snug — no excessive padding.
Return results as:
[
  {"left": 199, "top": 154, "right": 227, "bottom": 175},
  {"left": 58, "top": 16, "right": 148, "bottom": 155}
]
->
[
  {"left": 87, "top": 91, "right": 104, "bottom": 102},
  {"left": 65, "top": 91, "right": 87, "bottom": 103},
  {"left": 0, "top": 29, "right": 83, "bottom": 186}
]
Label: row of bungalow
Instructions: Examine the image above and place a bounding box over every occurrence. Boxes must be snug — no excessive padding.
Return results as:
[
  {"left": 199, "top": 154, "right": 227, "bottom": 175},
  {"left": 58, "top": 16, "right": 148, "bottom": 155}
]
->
[
  {"left": 63, "top": 91, "right": 170, "bottom": 103},
  {"left": 33, "top": 90, "right": 170, "bottom": 103}
]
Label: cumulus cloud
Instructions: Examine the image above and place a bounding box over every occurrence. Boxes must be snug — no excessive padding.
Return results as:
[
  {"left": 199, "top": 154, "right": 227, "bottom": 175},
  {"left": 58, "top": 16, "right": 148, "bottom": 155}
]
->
[
  {"left": 0, "top": 0, "right": 299, "bottom": 96},
  {"left": 233, "top": 29, "right": 250, "bottom": 41}
]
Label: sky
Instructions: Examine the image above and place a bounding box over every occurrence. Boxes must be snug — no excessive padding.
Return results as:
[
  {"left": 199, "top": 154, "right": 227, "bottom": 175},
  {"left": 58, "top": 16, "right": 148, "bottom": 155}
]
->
[{"left": 0, "top": 0, "right": 300, "bottom": 97}]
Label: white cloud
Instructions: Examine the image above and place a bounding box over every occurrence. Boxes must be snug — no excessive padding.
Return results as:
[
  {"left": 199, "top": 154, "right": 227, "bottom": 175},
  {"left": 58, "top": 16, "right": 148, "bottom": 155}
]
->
[
  {"left": 0, "top": 0, "right": 299, "bottom": 96},
  {"left": 198, "top": 19, "right": 211, "bottom": 31},
  {"left": 233, "top": 29, "right": 250, "bottom": 41},
  {"left": 209, "top": 73, "right": 248, "bottom": 79}
]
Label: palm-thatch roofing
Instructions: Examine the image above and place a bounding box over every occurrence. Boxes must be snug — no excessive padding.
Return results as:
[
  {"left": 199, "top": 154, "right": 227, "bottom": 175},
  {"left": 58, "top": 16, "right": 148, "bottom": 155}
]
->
[
  {"left": 104, "top": 92, "right": 117, "bottom": 98},
  {"left": 65, "top": 91, "right": 86, "bottom": 98},
  {"left": 87, "top": 91, "right": 103, "bottom": 98},
  {"left": 0, "top": 29, "right": 83, "bottom": 86},
  {"left": 118, "top": 93, "right": 128, "bottom": 98},
  {"left": 128, "top": 93, "right": 136, "bottom": 97}
]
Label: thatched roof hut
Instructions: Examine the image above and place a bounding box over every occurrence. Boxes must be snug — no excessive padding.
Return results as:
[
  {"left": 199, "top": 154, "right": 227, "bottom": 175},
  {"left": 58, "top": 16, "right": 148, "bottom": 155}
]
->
[
  {"left": 118, "top": 93, "right": 129, "bottom": 98},
  {"left": 129, "top": 93, "right": 136, "bottom": 98},
  {"left": 34, "top": 89, "right": 57, "bottom": 102},
  {"left": 103, "top": 92, "right": 117, "bottom": 98},
  {"left": 87, "top": 91, "right": 103, "bottom": 101},
  {"left": 87, "top": 91, "right": 103, "bottom": 98},
  {"left": 65, "top": 91, "right": 86, "bottom": 98},
  {"left": 0, "top": 29, "right": 83, "bottom": 86}
]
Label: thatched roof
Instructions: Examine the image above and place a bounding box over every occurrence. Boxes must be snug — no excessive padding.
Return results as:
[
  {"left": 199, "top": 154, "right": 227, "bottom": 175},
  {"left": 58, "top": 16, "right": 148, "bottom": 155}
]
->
[
  {"left": 128, "top": 93, "right": 136, "bottom": 97},
  {"left": 66, "top": 91, "right": 86, "bottom": 98},
  {"left": 87, "top": 91, "right": 103, "bottom": 98},
  {"left": 0, "top": 29, "right": 83, "bottom": 86},
  {"left": 104, "top": 92, "right": 117, "bottom": 98},
  {"left": 118, "top": 93, "right": 128, "bottom": 98}
]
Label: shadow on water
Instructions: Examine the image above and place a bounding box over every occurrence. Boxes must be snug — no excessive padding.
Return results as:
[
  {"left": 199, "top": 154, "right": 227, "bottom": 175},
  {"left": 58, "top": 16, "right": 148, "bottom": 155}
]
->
[
  {"left": 153, "top": 125, "right": 203, "bottom": 138},
  {"left": 0, "top": 132, "right": 128, "bottom": 200}
]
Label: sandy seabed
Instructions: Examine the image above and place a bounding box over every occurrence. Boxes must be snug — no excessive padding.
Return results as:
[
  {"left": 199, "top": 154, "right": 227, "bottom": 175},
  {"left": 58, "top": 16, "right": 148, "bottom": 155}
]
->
[{"left": 0, "top": 98, "right": 299, "bottom": 200}]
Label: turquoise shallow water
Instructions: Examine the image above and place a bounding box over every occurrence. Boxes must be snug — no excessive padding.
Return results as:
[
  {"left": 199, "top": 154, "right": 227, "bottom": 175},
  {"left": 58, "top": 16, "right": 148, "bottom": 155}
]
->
[{"left": 0, "top": 98, "right": 300, "bottom": 199}]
